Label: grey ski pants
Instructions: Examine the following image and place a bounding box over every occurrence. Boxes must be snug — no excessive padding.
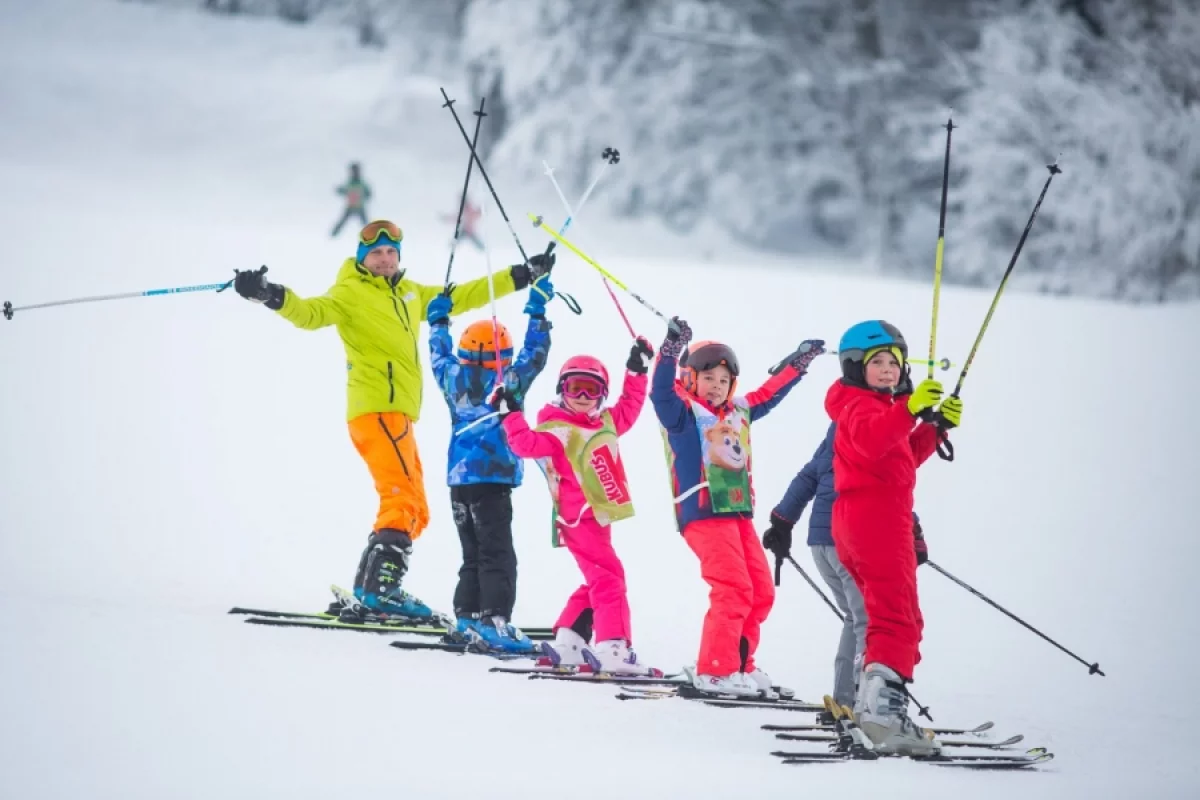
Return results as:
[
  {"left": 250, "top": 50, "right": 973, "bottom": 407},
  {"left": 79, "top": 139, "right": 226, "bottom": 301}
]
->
[{"left": 811, "top": 544, "right": 868, "bottom": 707}]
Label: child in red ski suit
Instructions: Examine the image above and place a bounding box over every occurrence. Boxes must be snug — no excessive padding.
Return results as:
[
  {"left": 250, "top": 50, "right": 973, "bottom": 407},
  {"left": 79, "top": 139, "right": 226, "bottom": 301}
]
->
[
  {"left": 495, "top": 338, "right": 657, "bottom": 675},
  {"left": 651, "top": 317, "right": 825, "bottom": 698},
  {"left": 826, "top": 319, "right": 962, "bottom": 755}
]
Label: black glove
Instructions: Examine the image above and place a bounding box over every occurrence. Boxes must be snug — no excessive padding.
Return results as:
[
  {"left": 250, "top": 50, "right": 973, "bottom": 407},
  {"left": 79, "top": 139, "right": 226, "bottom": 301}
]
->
[
  {"left": 913, "top": 518, "right": 928, "bottom": 566},
  {"left": 511, "top": 251, "right": 556, "bottom": 289},
  {"left": 660, "top": 316, "right": 692, "bottom": 359},
  {"left": 234, "top": 266, "right": 285, "bottom": 311},
  {"left": 762, "top": 513, "right": 795, "bottom": 559},
  {"left": 626, "top": 337, "right": 654, "bottom": 374},
  {"left": 488, "top": 385, "right": 522, "bottom": 417}
]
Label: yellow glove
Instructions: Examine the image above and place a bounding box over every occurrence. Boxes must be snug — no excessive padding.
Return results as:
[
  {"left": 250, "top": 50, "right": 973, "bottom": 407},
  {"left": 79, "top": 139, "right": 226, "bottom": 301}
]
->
[
  {"left": 938, "top": 395, "right": 963, "bottom": 428},
  {"left": 906, "top": 379, "right": 944, "bottom": 418}
]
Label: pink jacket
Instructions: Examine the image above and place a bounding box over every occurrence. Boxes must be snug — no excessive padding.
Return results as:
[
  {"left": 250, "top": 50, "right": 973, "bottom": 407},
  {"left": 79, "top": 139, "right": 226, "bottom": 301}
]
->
[{"left": 502, "top": 370, "right": 648, "bottom": 525}]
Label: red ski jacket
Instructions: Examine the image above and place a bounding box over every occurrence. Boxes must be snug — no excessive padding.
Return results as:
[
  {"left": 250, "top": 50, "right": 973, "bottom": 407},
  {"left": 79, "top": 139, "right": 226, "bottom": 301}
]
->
[{"left": 824, "top": 380, "right": 942, "bottom": 496}]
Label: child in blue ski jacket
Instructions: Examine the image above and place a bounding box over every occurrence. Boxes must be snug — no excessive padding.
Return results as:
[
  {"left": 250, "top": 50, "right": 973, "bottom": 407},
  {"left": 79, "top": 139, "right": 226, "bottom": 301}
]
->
[{"left": 428, "top": 272, "right": 554, "bottom": 652}]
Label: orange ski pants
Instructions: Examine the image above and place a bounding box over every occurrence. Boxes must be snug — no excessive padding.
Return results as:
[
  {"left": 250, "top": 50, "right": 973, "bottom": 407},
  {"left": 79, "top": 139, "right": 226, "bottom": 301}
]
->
[
  {"left": 684, "top": 517, "right": 775, "bottom": 677},
  {"left": 348, "top": 412, "right": 430, "bottom": 540}
]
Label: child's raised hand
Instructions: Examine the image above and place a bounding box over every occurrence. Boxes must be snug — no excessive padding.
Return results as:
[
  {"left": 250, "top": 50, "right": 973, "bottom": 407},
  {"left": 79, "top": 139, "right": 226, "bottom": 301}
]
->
[
  {"left": 660, "top": 316, "right": 692, "bottom": 359},
  {"left": 524, "top": 274, "right": 554, "bottom": 318},
  {"left": 489, "top": 385, "right": 522, "bottom": 416},
  {"left": 427, "top": 289, "right": 454, "bottom": 327},
  {"left": 786, "top": 339, "right": 826, "bottom": 374},
  {"left": 906, "top": 379, "right": 944, "bottom": 418},
  {"left": 936, "top": 395, "right": 963, "bottom": 429},
  {"left": 626, "top": 336, "right": 654, "bottom": 374}
]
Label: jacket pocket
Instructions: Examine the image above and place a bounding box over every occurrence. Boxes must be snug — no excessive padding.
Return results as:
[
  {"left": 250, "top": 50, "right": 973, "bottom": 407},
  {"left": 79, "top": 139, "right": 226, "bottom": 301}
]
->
[{"left": 387, "top": 361, "right": 394, "bottom": 404}]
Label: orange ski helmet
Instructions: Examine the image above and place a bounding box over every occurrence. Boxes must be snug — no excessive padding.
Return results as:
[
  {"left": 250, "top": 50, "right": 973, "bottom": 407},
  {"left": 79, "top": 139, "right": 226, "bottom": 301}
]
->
[{"left": 457, "top": 321, "right": 514, "bottom": 368}]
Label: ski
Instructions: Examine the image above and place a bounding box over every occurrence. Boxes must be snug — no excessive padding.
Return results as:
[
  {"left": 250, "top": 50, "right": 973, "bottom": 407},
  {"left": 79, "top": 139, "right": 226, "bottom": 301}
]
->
[
  {"left": 774, "top": 732, "right": 1025, "bottom": 750},
  {"left": 487, "top": 665, "right": 685, "bottom": 683},
  {"left": 524, "top": 672, "right": 687, "bottom": 686},
  {"left": 773, "top": 749, "right": 1053, "bottom": 769},
  {"left": 612, "top": 684, "right": 822, "bottom": 711},
  {"left": 762, "top": 720, "right": 994, "bottom": 736},
  {"left": 242, "top": 617, "right": 452, "bottom": 635},
  {"left": 231, "top": 606, "right": 552, "bottom": 638},
  {"left": 388, "top": 638, "right": 539, "bottom": 661}
]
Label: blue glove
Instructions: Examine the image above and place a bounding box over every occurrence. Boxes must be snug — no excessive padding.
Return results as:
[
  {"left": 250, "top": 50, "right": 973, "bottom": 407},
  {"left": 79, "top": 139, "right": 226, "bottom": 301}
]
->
[
  {"left": 524, "top": 274, "right": 554, "bottom": 317},
  {"left": 427, "top": 291, "right": 454, "bottom": 326}
]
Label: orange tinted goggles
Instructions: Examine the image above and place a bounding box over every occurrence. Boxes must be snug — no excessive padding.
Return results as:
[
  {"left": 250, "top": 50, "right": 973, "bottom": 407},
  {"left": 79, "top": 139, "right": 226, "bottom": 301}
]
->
[{"left": 359, "top": 220, "right": 403, "bottom": 246}]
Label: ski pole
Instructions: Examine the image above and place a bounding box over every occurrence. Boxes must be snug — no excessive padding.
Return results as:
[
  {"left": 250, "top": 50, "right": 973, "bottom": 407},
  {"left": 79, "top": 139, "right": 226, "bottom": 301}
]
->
[
  {"left": 781, "top": 555, "right": 845, "bottom": 622},
  {"left": 481, "top": 196, "right": 503, "bottom": 384},
  {"left": 3, "top": 279, "right": 234, "bottom": 320},
  {"left": 927, "top": 116, "right": 955, "bottom": 383},
  {"left": 926, "top": 560, "right": 1104, "bottom": 676},
  {"left": 528, "top": 213, "right": 678, "bottom": 333},
  {"left": 936, "top": 160, "right": 1062, "bottom": 462},
  {"left": 769, "top": 353, "right": 952, "bottom": 375},
  {"left": 440, "top": 88, "right": 531, "bottom": 266},
  {"left": 543, "top": 149, "right": 635, "bottom": 337},
  {"left": 443, "top": 96, "right": 487, "bottom": 290}
]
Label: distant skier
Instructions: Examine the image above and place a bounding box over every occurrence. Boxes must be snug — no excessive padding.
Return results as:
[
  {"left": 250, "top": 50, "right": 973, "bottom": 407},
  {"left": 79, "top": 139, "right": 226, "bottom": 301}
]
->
[
  {"left": 823, "top": 320, "right": 961, "bottom": 756},
  {"left": 331, "top": 162, "right": 372, "bottom": 237},
  {"left": 427, "top": 272, "right": 555, "bottom": 654},
  {"left": 651, "top": 320, "right": 825, "bottom": 699},
  {"left": 494, "top": 340, "right": 659, "bottom": 676},
  {"left": 441, "top": 198, "right": 484, "bottom": 250},
  {"left": 762, "top": 422, "right": 928, "bottom": 722},
  {"left": 231, "top": 219, "right": 554, "bottom": 621}
]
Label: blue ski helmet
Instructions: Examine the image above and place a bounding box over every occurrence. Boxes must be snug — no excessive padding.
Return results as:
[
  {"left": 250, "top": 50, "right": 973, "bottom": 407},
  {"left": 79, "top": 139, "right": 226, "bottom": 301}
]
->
[{"left": 838, "top": 320, "right": 911, "bottom": 392}]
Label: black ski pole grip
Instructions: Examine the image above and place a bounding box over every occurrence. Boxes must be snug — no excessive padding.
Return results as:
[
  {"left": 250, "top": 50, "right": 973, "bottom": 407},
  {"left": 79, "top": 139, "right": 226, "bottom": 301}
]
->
[{"left": 774, "top": 555, "right": 783, "bottom": 587}]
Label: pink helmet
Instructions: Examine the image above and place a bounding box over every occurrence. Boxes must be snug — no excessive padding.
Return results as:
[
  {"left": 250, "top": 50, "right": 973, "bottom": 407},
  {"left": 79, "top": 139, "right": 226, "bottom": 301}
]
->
[{"left": 557, "top": 355, "right": 609, "bottom": 395}]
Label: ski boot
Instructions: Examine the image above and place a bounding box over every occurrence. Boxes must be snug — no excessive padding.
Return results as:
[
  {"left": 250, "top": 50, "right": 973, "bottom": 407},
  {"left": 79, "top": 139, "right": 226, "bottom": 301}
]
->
[
  {"left": 681, "top": 665, "right": 760, "bottom": 697},
  {"left": 537, "top": 627, "right": 591, "bottom": 669},
  {"left": 854, "top": 663, "right": 942, "bottom": 756},
  {"left": 473, "top": 615, "right": 538, "bottom": 655},
  {"left": 341, "top": 529, "right": 438, "bottom": 623},
  {"left": 584, "top": 639, "right": 664, "bottom": 677},
  {"left": 742, "top": 667, "right": 795, "bottom": 700}
]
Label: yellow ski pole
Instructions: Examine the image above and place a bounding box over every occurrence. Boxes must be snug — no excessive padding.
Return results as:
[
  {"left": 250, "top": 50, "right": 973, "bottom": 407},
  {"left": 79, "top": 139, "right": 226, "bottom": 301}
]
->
[
  {"left": 528, "top": 213, "right": 678, "bottom": 331},
  {"left": 928, "top": 116, "right": 956, "bottom": 382}
]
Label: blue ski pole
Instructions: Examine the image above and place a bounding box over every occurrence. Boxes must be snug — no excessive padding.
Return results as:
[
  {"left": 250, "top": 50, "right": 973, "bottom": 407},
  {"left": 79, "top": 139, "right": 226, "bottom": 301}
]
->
[{"left": 3, "top": 278, "right": 234, "bottom": 320}]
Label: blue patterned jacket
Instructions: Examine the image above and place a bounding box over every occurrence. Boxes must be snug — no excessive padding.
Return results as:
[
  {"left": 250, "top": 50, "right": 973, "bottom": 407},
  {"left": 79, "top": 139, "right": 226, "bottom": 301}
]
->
[{"left": 430, "top": 315, "right": 552, "bottom": 486}]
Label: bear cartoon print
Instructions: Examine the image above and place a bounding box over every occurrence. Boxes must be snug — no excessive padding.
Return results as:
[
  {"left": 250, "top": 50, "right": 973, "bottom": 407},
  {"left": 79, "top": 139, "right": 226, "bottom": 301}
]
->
[{"left": 695, "top": 403, "right": 753, "bottom": 513}]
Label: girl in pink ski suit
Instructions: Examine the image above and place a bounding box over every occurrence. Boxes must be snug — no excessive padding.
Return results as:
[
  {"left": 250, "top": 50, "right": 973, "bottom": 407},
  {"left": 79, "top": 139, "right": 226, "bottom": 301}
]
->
[{"left": 497, "top": 340, "right": 657, "bottom": 675}]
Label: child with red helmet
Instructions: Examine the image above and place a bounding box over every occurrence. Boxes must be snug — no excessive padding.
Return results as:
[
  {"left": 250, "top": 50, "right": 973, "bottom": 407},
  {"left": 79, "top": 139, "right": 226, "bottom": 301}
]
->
[
  {"left": 651, "top": 318, "right": 826, "bottom": 698},
  {"left": 825, "top": 319, "right": 960, "bottom": 756},
  {"left": 492, "top": 337, "right": 657, "bottom": 675}
]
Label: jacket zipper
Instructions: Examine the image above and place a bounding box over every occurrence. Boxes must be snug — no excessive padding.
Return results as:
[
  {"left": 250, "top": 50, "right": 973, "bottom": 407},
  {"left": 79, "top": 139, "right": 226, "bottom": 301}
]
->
[
  {"left": 387, "top": 361, "right": 394, "bottom": 404},
  {"left": 389, "top": 285, "right": 422, "bottom": 365}
]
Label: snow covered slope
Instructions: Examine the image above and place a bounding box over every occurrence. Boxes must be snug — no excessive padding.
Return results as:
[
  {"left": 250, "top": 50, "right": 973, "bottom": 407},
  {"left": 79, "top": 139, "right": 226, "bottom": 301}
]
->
[{"left": 1, "top": 1, "right": 1197, "bottom": 797}]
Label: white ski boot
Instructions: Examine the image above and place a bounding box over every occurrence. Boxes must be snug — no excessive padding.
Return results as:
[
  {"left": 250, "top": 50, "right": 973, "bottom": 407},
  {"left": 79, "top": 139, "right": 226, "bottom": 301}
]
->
[
  {"left": 742, "top": 667, "right": 794, "bottom": 700},
  {"left": 682, "top": 665, "right": 761, "bottom": 697},
  {"left": 537, "top": 627, "right": 591, "bottom": 669},
  {"left": 854, "top": 663, "right": 942, "bottom": 756},
  {"left": 584, "top": 639, "right": 663, "bottom": 677}
]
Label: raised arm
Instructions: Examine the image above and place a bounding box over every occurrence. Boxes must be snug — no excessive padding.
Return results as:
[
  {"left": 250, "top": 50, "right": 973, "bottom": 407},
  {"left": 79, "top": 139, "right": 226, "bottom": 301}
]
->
[
  {"left": 509, "top": 314, "right": 552, "bottom": 400},
  {"left": 609, "top": 370, "right": 648, "bottom": 436},
  {"left": 744, "top": 366, "right": 803, "bottom": 422},
  {"left": 651, "top": 317, "right": 693, "bottom": 433},
  {"left": 276, "top": 282, "right": 351, "bottom": 331},
  {"left": 501, "top": 409, "right": 563, "bottom": 460}
]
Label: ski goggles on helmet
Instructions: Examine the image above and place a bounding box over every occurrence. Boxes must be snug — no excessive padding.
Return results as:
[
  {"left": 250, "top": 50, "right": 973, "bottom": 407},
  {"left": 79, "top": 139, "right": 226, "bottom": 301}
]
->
[
  {"left": 359, "top": 220, "right": 403, "bottom": 248},
  {"left": 682, "top": 341, "right": 740, "bottom": 376},
  {"left": 561, "top": 375, "right": 607, "bottom": 400}
]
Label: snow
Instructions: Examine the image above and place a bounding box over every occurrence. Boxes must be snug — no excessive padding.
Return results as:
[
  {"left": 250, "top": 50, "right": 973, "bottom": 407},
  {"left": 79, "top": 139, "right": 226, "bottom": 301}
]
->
[{"left": 1, "top": 1, "right": 1198, "bottom": 797}]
